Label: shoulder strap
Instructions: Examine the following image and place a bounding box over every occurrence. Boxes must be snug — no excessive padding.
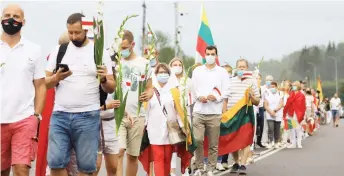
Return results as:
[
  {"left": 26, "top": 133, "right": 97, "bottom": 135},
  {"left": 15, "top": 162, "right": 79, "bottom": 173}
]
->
[
  {"left": 54, "top": 43, "right": 69, "bottom": 73},
  {"left": 57, "top": 43, "right": 69, "bottom": 64},
  {"left": 153, "top": 87, "right": 168, "bottom": 117}
]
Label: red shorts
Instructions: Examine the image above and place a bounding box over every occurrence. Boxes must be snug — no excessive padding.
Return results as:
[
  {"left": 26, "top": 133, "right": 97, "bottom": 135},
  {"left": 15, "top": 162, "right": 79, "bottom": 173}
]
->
[{"left": 1, "top": 115, "right": 39, "bottom": 170}]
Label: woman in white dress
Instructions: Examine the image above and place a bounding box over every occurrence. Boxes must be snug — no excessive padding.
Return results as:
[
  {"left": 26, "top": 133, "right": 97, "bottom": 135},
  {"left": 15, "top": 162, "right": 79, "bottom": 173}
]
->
[{"left": 168, "top": 58, "right": 193, "bottom": 176}]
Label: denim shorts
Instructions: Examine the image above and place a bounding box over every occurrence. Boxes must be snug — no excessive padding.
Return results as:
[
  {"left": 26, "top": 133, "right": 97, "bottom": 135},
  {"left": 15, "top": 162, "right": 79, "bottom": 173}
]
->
[
  {"left": 332, "top": 110, "right": 339, "bottom": 120},
  {"left": 47, "top": 110, "right": 100, "bottom": 173}
]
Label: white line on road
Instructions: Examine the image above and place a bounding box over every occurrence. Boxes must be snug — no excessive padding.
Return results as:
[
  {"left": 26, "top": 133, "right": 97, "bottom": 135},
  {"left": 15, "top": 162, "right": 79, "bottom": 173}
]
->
[{"left": 215, "top": 146, "right": 286, "bottom": 176}]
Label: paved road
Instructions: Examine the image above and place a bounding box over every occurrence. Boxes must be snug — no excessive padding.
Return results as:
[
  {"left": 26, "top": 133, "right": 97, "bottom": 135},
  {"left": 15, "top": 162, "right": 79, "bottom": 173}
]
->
[
  {"left": 26, "top": 120, "right": 341, "bottom": 176},
  {"left": 244, "top": 120, "right": 343, "bottom": 176}
]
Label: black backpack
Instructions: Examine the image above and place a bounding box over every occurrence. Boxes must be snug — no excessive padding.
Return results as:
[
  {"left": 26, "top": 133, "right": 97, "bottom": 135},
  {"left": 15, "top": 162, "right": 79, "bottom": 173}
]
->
[{"left": 54, "top": 43, "right": 108, "bottom": 107}]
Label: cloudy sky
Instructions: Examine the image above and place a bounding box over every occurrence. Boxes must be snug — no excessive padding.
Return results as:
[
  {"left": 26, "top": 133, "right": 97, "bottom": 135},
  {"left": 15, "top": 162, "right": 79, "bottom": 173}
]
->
[{"left": 2, "top": 0, "right": 344, "bottom": 66}]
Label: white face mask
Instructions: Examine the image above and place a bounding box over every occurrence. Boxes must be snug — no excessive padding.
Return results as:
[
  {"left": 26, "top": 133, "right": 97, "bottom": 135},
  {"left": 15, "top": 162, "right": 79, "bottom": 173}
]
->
[
  {"left": 205, "top": 55, "right": 216, "bottom": 64},
  {"left": 172, "top": 66, "right": 183, "bottom": 75}
]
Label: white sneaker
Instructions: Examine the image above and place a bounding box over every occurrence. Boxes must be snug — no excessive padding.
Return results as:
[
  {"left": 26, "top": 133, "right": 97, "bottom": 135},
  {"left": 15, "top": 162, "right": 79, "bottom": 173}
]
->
[
  {"left": 287, "top": 143, "right": 296, "bottom": 148},
  {"left": 298, "top": 145, "right": 303, "bottom": 149},
  {"left": 194, "top": 169, "right": 202, "bottom": 176},
  {"left": 203, "top": 164, "right": 207, "bottom": 171},
  {"left": 170, "top": 173, "right": 176, "bottom": 176},
  {"left": 207, "top": 171, "right": 214, "bottom": 176},
  {"left": 274, "top": 143, "right": 280, "bottom": 149},
  {"left": 266, "top": 143, "right": 273, "bottom": 149},
  {"left": 216, "top": 163, "right": 225, "bottom": 171},
  {"left": 222, "top": 163, "right": 229, "bottom": 169}
]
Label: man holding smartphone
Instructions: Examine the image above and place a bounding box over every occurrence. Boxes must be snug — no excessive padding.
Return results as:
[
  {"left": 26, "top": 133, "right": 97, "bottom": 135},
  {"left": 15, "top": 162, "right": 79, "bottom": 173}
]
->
[{"left": 44, "top": 13, "right": 115, "bottom": 176}]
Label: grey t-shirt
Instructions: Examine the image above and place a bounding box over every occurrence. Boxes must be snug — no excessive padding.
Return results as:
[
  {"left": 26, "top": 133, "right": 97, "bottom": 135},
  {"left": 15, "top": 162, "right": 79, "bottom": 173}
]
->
[{"left": 121, "top": 57, "right": 152, "bottom": 117}]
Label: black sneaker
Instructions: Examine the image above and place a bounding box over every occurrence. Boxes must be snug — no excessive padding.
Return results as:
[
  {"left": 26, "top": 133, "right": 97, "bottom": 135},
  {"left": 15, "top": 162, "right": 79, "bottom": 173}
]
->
[
  {"left": 230, "top": 163, "right": 240, "bottom": 173},
  {"left": 238, "top": 165, "right": 247, "bottom": 175}
]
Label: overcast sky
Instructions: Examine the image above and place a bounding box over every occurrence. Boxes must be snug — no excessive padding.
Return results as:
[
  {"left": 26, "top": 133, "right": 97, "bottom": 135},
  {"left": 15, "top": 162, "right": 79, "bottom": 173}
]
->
[{"left": 2, "top": 0, "right": 344, "bottom": 66}]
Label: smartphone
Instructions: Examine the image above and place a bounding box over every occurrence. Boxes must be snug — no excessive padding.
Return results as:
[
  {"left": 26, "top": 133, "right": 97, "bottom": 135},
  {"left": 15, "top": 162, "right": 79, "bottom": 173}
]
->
[{"left": 57, "top": 63, "right": 69, "bottom": 72}]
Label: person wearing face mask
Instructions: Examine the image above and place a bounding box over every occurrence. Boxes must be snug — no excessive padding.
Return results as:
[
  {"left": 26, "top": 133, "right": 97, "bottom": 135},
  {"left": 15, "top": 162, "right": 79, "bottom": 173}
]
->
[
  {"left": 45, "top": 13, "right": 115, "bottom": 176},
  {"left": 222, "top": 58, "right": 260, "bottom": 175},
  {"left": 192, "top": 46, "right": 230, "bottom": 176},
  {"left": 116, "top": 30, "right": 154, "bottom": 176},
  {"left": 260, "top": 75, "right": 274, "bottom": 147},
  {"left": 0, "top": 4, "right": 46, "bottom": 176},
  {"left": 283, "top": 81, "right": 306, "bottom": 149},
  {"left": 330, "top": 93, "right": 341, "bottom": 127},
  {"left": 139, "top": 63, "right": 192, "bottom": 176},
  {"left": 168, "top": 57, "right": 193, "bottom": 176},
  {"left": 264, "top": 81, "right": 283, "bottom": 149},
  {"left": 146, "top": 49, "right": 160, "bottom": 88}
]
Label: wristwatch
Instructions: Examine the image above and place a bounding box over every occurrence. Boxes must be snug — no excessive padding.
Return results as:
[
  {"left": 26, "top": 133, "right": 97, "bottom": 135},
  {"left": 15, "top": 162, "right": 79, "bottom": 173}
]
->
[{"left": 34, "top": 113, "right": 42, "bottom": 120}]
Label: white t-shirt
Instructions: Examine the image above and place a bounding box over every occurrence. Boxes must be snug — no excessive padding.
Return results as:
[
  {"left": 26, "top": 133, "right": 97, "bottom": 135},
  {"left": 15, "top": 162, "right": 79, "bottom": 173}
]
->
[
  {"left": 46, "top": 41, "right": 112, "bottom": 112},
  {"left": 0, "top": 38, "right": 45, "bottom": 123},
  {"left": 330, "top": 97, "right": 341, "bottom": 110},
  {"left": 120, "top": 57, "right": 152, "bottom": 118},
  {"left": 265, "top": 93, "right": 283, "bottom": 121}
]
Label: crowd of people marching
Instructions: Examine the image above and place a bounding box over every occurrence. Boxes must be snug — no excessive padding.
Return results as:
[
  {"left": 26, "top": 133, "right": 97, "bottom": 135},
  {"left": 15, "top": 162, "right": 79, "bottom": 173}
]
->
[{"left": 1, "top": 4, "right": 342, "bottom": 176}]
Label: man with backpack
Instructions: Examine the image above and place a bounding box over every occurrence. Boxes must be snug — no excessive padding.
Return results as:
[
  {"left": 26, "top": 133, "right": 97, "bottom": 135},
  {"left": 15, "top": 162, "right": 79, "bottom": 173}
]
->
[{"left": 44, "top": 13, "right": 115, "bottom": 176}]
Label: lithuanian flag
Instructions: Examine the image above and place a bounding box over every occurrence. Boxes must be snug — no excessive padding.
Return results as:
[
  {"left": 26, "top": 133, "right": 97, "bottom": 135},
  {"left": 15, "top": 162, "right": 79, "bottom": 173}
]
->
[
  {"left": 284, "top": 118, "right": 297, "bottom": 130},
  {"left": 204, "top": 88, "right": 255, "bottom": 156},
  {"left": 196, "top": 4, "right": 219, "bottom": 65}
]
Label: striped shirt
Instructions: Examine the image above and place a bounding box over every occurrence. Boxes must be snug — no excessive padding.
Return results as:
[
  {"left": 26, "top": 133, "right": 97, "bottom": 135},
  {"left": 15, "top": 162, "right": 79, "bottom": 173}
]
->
[{"left": 227, "top": 76, "right": 260, "bottom": 109}]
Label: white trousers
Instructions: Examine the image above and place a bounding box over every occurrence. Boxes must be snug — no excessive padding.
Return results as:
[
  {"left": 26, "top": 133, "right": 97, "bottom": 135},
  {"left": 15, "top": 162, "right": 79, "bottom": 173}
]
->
[
  {"left": 290, "top": 126, "right": 303, "bottom": 147},
  {"left": 171, "top": 152, "right": 177, "bottom": 169}
]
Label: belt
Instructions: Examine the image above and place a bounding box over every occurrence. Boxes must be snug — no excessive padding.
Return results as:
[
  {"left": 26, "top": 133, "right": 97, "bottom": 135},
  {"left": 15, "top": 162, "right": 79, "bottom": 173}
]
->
[{"left": 102, "top": 117, "right": 115, "bottom": 121}]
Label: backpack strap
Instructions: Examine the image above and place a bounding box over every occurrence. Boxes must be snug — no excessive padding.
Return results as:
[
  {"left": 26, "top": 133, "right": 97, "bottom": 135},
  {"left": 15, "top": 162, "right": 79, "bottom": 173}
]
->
[{"left": 54, "top": 43, "right": 69, "bottom": 73}]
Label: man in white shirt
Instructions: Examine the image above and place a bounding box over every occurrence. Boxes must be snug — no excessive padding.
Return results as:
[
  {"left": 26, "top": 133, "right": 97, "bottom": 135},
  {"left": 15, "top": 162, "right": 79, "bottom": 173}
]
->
[
  {"left": 117, "top": 30, "right": 153, "bottom": 176},
  {"left": 45, "top": 13, "right": 115, "bottom": 176},
  {"left": 330, "top": 93, "right": 341, "bottom": 127},
  {"left": 192, "top": 46, "right": 230, "bottom": 176},
  {"left": 0, "top": 4, "right": 46, "bottom": 176}
]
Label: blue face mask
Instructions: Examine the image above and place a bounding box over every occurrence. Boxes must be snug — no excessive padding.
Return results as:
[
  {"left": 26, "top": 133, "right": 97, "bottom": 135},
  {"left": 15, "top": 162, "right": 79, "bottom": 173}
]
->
[
  {"left": 121, "top": 49, "right": 131, "bottom": 59},
  {"left": 270, "top": 88, "right": 277, "bottom": 94},
  {"left": 156, "top": 73, "right": 170, "bottom": 83},
  {"left": 149, "top": 59, "right": 157, "bottom": 67},
  {"left": 266, "top": 81, "right": 271, "bottom": 86},
  {"left": 292, "top": 86, "right": 297, "bottom": 91},
  {"left": 237, "top": 70, "right": 244, "bottom": 77}
]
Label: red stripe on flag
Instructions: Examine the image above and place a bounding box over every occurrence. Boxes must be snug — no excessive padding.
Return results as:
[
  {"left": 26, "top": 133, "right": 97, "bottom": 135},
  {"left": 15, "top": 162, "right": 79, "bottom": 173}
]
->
[
  {"left": 81, "top": 21, "right": 93, "bottom": 26},
  {"left": 196, "top": 36, "right": 207, "bottom": 59},
  {"left": 215, "top": 56, "right": 220, "bottom": 66},
  {"left": 204, "top": 123, "right": 254, "bottom": 156}
]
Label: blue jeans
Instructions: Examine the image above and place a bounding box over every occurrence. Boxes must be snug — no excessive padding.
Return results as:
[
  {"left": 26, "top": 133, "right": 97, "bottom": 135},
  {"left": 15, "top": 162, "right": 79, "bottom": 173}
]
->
[
  {"left": 47, "top": 110, "right": 100, "bottom": 173},
  {"left": 332, "top": 110, "right": 339, "bottom": 121}
]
